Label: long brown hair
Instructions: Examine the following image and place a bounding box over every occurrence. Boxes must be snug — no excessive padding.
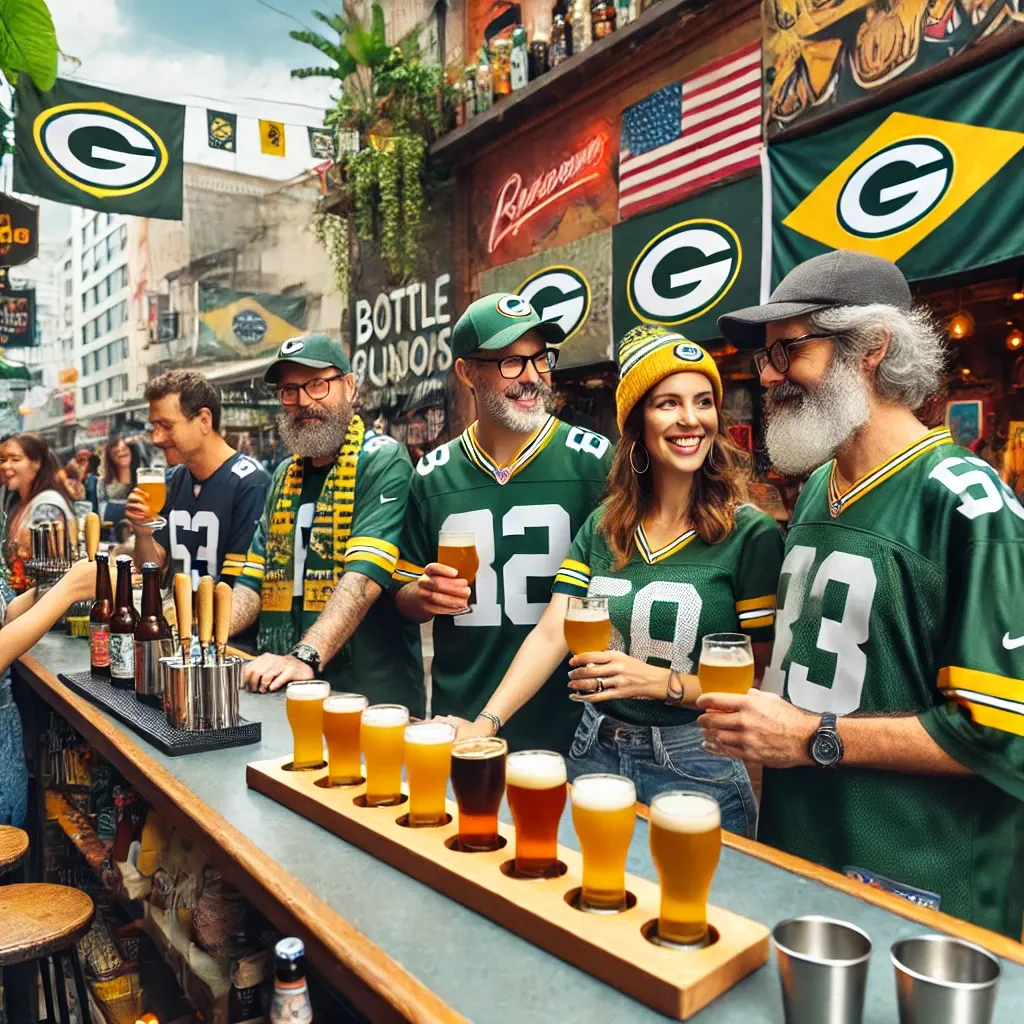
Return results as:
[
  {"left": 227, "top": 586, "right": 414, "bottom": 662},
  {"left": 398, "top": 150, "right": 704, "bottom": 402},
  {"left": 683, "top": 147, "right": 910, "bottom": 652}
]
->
[
  {"left": 9, "top": 433, "right": 74, "bottom": 506},
  {"left": 598, "top": 393, "right": 749, "bottom": 570},
  {"left": 103, "top": 436, "right": 135, "bottom": 485}
]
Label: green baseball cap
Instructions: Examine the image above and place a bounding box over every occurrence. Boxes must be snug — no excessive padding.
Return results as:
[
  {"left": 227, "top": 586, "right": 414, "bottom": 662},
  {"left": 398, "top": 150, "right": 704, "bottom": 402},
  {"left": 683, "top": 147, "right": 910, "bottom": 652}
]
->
[
  {"left": 264, "top": 332, "right": 352, "bottom": 383},
  {"left": 451, "top": 293, "right": 566, "bottom": 359}
]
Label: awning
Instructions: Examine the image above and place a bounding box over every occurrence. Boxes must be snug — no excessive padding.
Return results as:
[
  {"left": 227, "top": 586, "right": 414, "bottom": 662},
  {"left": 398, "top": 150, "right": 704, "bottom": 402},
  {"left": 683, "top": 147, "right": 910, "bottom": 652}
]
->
[{"left": 398, "top": 374, "right": 446, "bottom": 416}]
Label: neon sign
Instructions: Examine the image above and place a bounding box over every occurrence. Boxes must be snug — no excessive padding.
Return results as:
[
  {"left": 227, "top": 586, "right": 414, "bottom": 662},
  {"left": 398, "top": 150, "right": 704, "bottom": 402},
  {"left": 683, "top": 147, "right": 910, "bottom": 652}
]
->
[{"left": 487, "top": 133, "right": 607, "bottom": 254}]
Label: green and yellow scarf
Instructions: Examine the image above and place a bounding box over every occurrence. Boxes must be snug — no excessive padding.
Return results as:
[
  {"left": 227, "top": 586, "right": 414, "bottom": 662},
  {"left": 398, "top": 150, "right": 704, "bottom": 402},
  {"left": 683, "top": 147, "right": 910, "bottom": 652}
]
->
[{"left": 257, "top": 415, "right": 364, "bottom": 654}]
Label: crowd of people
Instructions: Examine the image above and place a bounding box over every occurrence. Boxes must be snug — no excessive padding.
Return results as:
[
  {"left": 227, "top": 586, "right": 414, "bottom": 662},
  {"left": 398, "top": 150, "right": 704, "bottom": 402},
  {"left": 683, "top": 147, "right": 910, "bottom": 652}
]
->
[{"left": 0, "top": 250, "right": 1019, "bottom": 941}]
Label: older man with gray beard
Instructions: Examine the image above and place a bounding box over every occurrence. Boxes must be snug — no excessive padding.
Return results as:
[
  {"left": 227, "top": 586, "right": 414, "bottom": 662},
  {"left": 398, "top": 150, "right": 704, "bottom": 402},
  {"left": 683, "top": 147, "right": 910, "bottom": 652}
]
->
[
  {"left": 694, "top": 250, "right": 1024, "bottom": 936},
  {"left": 231, "top": 333, "right": 423, "bottom": 714}
]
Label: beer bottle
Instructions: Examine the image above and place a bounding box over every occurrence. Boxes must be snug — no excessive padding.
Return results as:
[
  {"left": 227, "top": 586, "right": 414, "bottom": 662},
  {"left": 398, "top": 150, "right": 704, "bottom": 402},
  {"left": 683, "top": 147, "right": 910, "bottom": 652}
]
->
[
  {"left": 109, "top": 555, "right": 138, "bottom": 690},
  {"left": 269, "top": 937, "right": 313, "bottom": 1024},
  {"left": 134, "top": 562, "right": 174, "bottom": 709},
  {"left": 89, "top": 552, "right": 113, "bottom": 677}
]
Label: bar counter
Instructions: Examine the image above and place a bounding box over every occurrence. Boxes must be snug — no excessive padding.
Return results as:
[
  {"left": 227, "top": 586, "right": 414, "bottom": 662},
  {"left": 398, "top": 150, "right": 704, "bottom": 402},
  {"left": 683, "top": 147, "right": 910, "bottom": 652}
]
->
[{"left": 14, "top": 634, "right": 1024, "bottom": 1023}]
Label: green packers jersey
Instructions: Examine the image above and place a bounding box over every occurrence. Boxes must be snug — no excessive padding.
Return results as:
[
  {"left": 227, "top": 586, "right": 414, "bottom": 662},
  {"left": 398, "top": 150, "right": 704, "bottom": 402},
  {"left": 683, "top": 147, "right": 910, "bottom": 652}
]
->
[
  {"left": 758, "top": 427, "right": 1024, "bottom": 937},
  {"left": 553, "top": 503, "right": 783, "bottom": 726},
  {"left": 394, "top": 416, "right": 612, "bottom": 752}
]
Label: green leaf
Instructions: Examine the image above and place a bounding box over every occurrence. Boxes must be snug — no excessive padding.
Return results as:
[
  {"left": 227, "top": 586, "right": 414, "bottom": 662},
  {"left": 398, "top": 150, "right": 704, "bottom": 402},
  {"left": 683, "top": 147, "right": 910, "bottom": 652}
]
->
[{"left": 0, "top": 0, "right": 58, "bottom": 91}]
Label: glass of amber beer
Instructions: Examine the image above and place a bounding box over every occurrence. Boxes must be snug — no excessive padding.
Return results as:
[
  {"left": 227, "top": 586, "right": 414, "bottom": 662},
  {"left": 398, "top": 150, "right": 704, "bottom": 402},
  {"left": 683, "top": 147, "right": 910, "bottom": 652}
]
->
[
  {"left": 404, "top": 721, "right": 455, "bottom": 826},
  {"left": 285, "top": 680, "right": 330, "bottom": 770},
  {"left": 570, "top": 774, "right": 636, "bottom": 912},
  {"left": 649, "top": 790, "right": 721, "bottom": 947},
  {"left": 450, "top": 736, "right": 507, "bottom": 851},
  {"left": 563, "top": 597, "right": 611, "bottom": 656},
  {"left": 323, "top": 693, "right": 368, "bottom": 785},
  {"left": 698, "top": 633, "right": 754, "bottom": 695},
  {"left": 360, "top": 704, "right": 409, "bottom": 806},
  {"left": 135, "top": 467, "right": 168, "bottom": 530},
  {"left": 506, "top": 750, "right": 566, "bottom": 877},
  {"left": 437, "top": 530, "right": 479, "bottom": 615}
]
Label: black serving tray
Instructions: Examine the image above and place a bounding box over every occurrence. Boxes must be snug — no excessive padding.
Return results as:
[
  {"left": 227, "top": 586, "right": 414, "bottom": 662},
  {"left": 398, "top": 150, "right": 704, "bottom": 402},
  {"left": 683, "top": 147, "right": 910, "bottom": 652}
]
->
[{"left": 59, "top": 671, "right": 261, "bottom": 756}]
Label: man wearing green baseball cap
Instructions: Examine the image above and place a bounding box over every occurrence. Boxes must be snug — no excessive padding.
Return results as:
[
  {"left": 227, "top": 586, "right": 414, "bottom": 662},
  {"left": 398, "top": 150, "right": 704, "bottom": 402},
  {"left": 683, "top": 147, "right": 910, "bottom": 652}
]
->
[
  {"left": 393, "top": 293, "right": 613, "bottom": 752},
  {"left": 231, "top": 332, "right": 423, "bottom": 713}
]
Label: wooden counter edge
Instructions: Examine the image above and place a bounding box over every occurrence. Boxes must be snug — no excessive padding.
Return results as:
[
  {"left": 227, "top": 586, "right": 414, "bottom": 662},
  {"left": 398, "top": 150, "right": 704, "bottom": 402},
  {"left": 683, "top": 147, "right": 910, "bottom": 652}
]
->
[
  {"left": 634, "top": 803, "right": 1024, "bottom": 966},
  {"left": 16, "top": 653, "right": 467, "bottom": 1024}
]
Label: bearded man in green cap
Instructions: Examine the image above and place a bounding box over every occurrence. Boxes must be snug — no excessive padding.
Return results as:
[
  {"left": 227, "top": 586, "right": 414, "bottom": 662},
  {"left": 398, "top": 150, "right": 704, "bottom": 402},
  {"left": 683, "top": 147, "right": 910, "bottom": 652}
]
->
[
  {"left": 233, "top": 332, "right": 423, "bottom": 712},
  {"left": 394, "top": 293, "right": 613, "bottom": 751}
]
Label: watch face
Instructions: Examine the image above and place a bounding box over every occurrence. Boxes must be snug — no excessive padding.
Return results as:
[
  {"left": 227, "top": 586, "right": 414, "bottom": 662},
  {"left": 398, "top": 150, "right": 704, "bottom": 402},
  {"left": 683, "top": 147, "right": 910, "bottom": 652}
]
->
[{"left": 813, "top": 730, "right": 842, "bottom": 767}]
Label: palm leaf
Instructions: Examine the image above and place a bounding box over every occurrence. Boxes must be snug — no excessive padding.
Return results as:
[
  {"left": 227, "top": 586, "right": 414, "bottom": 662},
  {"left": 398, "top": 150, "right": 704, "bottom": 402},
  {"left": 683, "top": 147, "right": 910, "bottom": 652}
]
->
[
  {"left": 0, "top": 0, "right": 58, "bottom": 91},
  {"left": 289, "top": 28, "right": 356, "bottom": 77}
]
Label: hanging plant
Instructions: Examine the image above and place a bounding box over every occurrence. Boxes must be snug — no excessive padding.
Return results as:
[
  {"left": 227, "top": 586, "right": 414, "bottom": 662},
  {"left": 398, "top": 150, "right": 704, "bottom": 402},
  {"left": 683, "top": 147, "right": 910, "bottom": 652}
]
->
[
  {"left": 350, "top": 148, "right": 377, "bottom": 242},
  {"left": 376, "top": 148, "right": 401, "bottom": 277},
  {"left": 311, "top": 212, "right": 349, "bottom": 296},
  {"left": 398, "top": 135, "right": 426, "bottom": 279}
]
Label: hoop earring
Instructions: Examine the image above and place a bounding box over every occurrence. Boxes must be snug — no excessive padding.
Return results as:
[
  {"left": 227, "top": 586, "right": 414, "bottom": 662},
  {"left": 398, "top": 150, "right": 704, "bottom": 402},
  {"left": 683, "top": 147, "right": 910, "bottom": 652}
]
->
[{"left": 629, "top": 441, "right": 650, "bottom": 474}]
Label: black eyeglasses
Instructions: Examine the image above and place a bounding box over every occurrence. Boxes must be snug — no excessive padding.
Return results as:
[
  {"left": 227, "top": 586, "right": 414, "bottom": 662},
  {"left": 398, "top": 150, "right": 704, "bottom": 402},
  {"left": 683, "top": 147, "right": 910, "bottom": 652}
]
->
[
  {"left": 753, "top": 333, "right": 836, "bottom": 375},
  {"left": 278, "top": 375, "right": 344, "bottom": 406},
  {"left": 466, "top": 348, "right": 559, "bottom": 379}
]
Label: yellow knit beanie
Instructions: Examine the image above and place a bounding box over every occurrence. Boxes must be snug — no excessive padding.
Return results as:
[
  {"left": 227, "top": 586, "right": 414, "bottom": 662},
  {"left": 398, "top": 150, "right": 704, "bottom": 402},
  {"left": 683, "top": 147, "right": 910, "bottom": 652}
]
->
[{"left": 615, "top": 325, "right": 723, "bottom": 433}]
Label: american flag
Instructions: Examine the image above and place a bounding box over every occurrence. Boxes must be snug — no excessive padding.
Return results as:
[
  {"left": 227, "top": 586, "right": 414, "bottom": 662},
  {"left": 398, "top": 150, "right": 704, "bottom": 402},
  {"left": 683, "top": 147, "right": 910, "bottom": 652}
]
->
[{"left": 618, "top": 42, "right": 762, "bottom": 220}]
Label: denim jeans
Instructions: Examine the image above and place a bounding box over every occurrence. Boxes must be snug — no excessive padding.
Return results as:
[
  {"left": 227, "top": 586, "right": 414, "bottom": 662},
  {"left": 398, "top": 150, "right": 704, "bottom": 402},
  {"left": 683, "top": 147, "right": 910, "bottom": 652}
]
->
[{"left": 567, "top": 702, "right": 757, "bottom": 838}]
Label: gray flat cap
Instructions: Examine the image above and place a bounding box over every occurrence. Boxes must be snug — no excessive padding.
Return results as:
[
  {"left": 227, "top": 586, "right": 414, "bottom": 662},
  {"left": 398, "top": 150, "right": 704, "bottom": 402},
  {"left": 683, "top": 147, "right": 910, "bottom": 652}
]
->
[{"left": 718, "top": 250, "right": 913, "bottom": 350}]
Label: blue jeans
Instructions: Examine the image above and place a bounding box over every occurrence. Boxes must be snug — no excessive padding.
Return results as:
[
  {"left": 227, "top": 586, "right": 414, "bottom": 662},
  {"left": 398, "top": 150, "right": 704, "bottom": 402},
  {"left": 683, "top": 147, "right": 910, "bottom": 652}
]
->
[
  {"left": 567, "top": 702, "right": 757, "bottom": 838},
  {"left": 0, "top": 681, "right": 27, "bottom": 829}
]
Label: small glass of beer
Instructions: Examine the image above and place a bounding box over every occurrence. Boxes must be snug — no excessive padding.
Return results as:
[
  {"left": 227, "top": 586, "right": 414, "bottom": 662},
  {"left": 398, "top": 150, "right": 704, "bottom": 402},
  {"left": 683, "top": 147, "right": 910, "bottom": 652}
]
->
[
  {"left": 506, "top": 750, "right": 567, "bottom": 877},
  {"left": 136, "top": 467, "right": 168, "bottom": 530},
  {"left": 437, "top": 530, "right": 479, "bottom": 615},
  {"left": 404, "top": 721, "right": 455, "bottom": 826},
  {"left": 570, "top": 773, "right": 636, "bottom": 912},
  {"left": 698, "top": 633, "right": 754, "bottom": 695},
  {"left": 648, "top": 790, "right": 721, "bottom": 947},
  {"left": 450, "top": 736, "right": 507, "bottom": 851},
  {"left": 360, "top": 704, "right": 409, "bottom": 806},
  {"left": 323, "top": 693, "right": 368, "bottom": 785},
  {"left": 285, "top": 680, "right": 330, "bottom": 770},
  {"left": 563, "top": 597, "right": 611, "bottom": 656}
]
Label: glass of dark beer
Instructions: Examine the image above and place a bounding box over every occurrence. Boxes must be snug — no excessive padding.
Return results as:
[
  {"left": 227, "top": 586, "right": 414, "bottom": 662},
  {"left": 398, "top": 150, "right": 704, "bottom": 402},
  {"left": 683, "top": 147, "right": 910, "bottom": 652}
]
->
[{"left": 450, "top": 736, "right": 507, "bottom": 851}]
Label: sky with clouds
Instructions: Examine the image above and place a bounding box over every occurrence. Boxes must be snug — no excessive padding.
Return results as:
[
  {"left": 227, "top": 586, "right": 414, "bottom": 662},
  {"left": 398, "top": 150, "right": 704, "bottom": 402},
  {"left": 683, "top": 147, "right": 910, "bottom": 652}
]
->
[{"left": 30, "top": 0, "right": 341, "bottom": 243}]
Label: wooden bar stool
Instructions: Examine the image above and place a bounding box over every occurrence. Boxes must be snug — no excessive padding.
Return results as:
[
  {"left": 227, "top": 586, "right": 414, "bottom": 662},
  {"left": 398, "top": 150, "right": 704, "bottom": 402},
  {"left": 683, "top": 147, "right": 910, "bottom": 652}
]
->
[
  {"left": 0, "top": 826, "right": 28, "bottom": 878},
  {"left": 0, "top": 884, "right": 94, "bottom": 1024}
]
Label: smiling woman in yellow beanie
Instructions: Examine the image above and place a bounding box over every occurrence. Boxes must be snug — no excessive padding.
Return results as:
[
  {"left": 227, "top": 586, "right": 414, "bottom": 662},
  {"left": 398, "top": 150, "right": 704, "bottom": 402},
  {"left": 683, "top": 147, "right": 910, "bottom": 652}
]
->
[{"left": 453, "top": 323, "right": 785, "bottom": 839}]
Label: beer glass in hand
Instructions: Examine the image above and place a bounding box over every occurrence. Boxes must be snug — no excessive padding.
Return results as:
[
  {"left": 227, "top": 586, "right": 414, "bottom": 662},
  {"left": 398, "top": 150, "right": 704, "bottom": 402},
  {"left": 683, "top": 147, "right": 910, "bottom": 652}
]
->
[
  {"left": 360, "top": 704, "right": 409, "bottom": 806},
  {"left": 649, "top": 791, "right": 721, "bottom": 947},
  {"left": 451, "top": 736, "right": 507, "bottom": 851},
  {"left": 404, "top": 721, "right": 455, "bottom": 826},
  {"left": 563, "top": 597, "right": 611, "bottom": 656},
  {"left": 323, "top": 693, "right": 368, "bottom": 785},
  {"left": 698, "top": 633, "right": 754, "bottom": 695},
  {"left": 506, "top": 750, "right": 566, "bottom": 877},
  {"left": 286, "top": 680, "right": 330, "bottom": 770},
  {"left": 135, "top": 467, "right": 168, "bottom": 530},
  {"left": 437, "top": 530, "right": 478, "bottom": 615},
  {"left": 570, "top": 774, "right": 636, "bottom": 912}
]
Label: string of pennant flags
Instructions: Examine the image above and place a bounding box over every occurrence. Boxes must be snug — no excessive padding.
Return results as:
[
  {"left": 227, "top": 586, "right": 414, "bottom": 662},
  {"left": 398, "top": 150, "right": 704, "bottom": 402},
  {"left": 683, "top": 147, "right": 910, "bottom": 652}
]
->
[{"left": 205, "top": 109, "right": 345, "bottom": 161}]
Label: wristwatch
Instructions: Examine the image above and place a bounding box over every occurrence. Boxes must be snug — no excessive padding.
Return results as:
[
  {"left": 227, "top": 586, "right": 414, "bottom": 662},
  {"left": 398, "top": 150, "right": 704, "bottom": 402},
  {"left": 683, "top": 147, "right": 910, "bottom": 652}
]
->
[
  {"left": 808, "top": 712, "right": 844, "bottom": 768},
  {"left": 289, "top": 643, "right": 322, "bottom": 676}
]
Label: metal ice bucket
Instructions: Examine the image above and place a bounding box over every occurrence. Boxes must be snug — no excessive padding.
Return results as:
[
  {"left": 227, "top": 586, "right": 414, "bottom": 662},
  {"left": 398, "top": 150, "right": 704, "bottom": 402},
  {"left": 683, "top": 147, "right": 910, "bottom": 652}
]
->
[
  {"left": 135, "top": 638, "right": 175, "bottom": 709},
  {"left": 160, "top": 656, "right": 204, "bottom": 731},
  {"left": 200, "top": 657, "right": 241, "bottom": 730}
]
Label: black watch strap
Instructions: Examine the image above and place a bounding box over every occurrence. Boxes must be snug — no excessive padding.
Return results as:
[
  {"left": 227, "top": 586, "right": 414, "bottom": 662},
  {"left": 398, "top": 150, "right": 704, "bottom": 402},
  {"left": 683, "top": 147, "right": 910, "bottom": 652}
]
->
[{"left": 290, "top": 644, "right": 321, "bottom": 674}]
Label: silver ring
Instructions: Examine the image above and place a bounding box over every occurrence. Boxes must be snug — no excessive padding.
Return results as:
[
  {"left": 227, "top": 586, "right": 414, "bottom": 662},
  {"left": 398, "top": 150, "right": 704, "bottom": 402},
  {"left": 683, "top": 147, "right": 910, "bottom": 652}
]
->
[
  {"left": 702, "top": 738, "right": 720, "bottom": 755},
  {"left": 596, "top": 678, "right": 605, "bottom": 692}
]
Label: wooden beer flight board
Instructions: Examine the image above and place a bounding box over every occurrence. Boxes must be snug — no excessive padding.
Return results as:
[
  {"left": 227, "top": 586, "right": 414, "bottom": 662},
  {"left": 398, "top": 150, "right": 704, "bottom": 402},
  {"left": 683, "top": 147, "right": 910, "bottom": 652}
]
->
[{"left": 247, "top": 755, "right": 769, "bottom": 1019}]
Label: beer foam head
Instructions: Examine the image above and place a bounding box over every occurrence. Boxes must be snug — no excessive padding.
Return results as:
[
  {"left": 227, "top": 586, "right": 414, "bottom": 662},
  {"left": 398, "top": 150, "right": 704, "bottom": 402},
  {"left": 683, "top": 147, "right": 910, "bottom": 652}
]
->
[
  {"left": 404, "top": 721, "right": 455, "bottom": 745},
  {"left": 323, "top": 693, "right": 369, "bottom": 713},
  {"left": 571, "top": 774, "right": 635, "bottom": 812},
  {"left": 507, "top": 751, "right": 567, "bottom": 789},
  {"left": 650, "top": 792, "right": 720, "bottom": 833},
  {"left": 438, "top": 531, "right": 475, "bottom": 546},
  {"left": 701, "top": 645, "right": 754, "bottom": 667},
  {"left": 361, "top": 704, "right": 410, "bottom": 727},
  {"left": 286, "top": 681, "right": 331, "bottom": 701},
  {"left": 452, "top": 737, "right": 507, "bottom": 760},
  {"left": 565, "top": 604, "right": 609, "bottom": 622}
]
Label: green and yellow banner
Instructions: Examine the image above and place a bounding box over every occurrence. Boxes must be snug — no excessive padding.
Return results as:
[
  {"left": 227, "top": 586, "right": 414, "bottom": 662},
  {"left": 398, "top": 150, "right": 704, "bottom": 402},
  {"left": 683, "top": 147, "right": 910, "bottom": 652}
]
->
[
  {"left": 771, "top": 46, "right": 1024, "bottom": 285},
  {"left": 197, "top": 283, "right": 306, "bottom": 361}
]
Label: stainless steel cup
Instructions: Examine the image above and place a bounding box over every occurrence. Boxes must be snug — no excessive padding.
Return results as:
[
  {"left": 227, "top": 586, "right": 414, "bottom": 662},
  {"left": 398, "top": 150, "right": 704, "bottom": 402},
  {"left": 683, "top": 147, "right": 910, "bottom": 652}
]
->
[
  {"left": 200, "top": 657, "right": 241, "bottom": 730},
  {"left": 773, "top": 916, "right": 872, "bottom": 1024},
  {"left": 160, "top": 656, "right": 204, "bottom": 731},
  {"left": 891, "top": 935, "right": 1000, "bottom": 1024},
  {"left": 135, "top": 638, "right": 175, "bottom": 709}
]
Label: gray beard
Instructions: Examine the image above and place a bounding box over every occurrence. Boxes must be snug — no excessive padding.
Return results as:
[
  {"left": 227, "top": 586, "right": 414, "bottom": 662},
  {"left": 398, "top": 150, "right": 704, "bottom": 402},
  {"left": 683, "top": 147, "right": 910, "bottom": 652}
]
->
[
  {"left": 475, "top": 380, "right": 554, "bottom": 433},
  {"left": 764, "top": 356, "right": 870, "bottom": 476},
  {"left": 276, "top": 407, "right": 352, "bottom": 460}
]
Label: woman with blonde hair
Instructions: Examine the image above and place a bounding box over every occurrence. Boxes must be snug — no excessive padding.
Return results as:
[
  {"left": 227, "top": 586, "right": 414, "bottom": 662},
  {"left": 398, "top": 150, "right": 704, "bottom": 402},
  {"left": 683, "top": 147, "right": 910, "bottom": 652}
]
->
[{"left": 443, "top": 326, "right": 783, "bottom": 835}]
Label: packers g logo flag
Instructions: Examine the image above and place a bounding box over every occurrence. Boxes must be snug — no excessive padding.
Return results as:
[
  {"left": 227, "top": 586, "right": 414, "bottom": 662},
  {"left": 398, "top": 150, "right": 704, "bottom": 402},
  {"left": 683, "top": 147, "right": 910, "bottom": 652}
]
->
[
  {"left": 14, "top": 78, "right": 185, "bottom": 221},
  {"left": 770, "top": 46, "right": 1024, "bottom": 285}
]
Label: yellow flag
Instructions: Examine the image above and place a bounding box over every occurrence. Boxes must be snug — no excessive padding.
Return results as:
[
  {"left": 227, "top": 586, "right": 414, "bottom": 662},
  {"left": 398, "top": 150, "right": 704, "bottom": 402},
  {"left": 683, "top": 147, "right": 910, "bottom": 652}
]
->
[{"left": 259, "top": 119, "right": 286, "bottom": 157}]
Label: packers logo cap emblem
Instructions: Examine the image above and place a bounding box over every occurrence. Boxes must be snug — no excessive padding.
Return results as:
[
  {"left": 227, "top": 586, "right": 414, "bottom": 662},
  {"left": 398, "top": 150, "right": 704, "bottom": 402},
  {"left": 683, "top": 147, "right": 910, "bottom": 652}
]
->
[
  {"left": 516, "top": 266, "right": 590, "bottom": 341},
  {"left": 674, "top": 342, "right": 704, "bottom": 362},
  {"left": 496, "top": 294, "right": 532, "bottom": 318},
  {"left": 279, "top": 337, "right": 305, "bottom": 355}
]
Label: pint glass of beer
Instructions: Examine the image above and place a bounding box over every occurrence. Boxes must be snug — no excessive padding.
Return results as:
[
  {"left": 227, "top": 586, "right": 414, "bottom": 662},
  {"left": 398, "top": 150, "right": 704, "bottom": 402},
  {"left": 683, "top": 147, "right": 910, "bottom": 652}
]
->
[
  {"left": 437, "top": 530, "right": 479, "bottom": 615},
  {"left": 404, "top": 721, "right": 455, "bottom": 826},
  {"left": 285, "top": 680, "right": 330, "bottom": 770},
  {"left": 450, "top": 736, "right": 507, "bottom": 851},
  {"left": 570, "top": 774, "right": 636, "bottom": 912},
  {"left": 506, "top": 750, "right": 566, "bottom": 877},
  {"left": 698, "top": 633, "right": 754, "bottom": 694},
  {"left": 136, "top": 467, "right": 168, "bottom": 530},
  {"left": 649, "top": 790, "right": 721, "bottom": 947},
  {"left": 563, "top": 597, "right": 611, "bottom": 657},
  {"left": 323, "top": 693, "right": 368, "bottom": 785},
  {"left": 360, "top": 704, "right": 409, "bottom": 806}
]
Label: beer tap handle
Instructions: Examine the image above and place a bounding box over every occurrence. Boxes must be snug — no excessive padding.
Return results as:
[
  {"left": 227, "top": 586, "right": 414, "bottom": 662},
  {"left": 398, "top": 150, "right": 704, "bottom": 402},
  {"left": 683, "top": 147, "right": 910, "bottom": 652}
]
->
[
  {"left": 214, "top": 581, "right": 232, "bottom": 665},
  {"left": 197, "top": 576, "right": 213, "bottom": 667},
  {"left": 174, "top": 572, "right": 192, "bottom": 664},
  {"left": 84, "top": 513, "right": 100, "bottom": 561}
]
